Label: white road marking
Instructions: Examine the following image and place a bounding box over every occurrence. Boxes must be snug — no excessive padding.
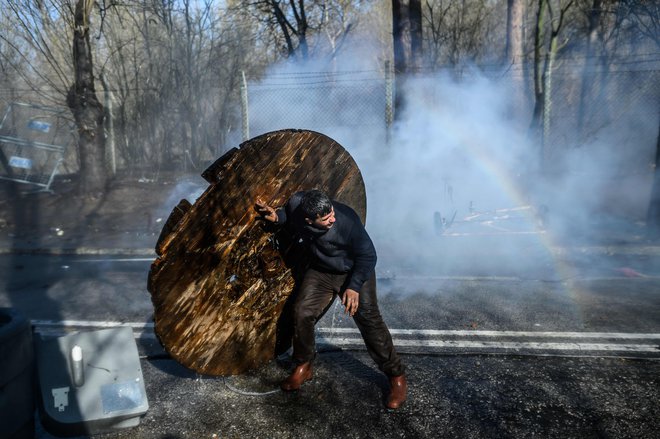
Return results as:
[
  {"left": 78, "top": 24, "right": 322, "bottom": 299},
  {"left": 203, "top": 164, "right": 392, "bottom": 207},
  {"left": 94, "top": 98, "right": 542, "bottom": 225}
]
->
[
  {"left": 73, "top": 258, "right": 155, "bottom": 262},
  {"left": 30, "top": 320, "right": 660, "bottom": 355},
  {"left": 317, "top": 328, "right": 660, "bottom": 340},
  {"left": 31, "top": 321, "right": 660, "bottom": 340},
  {"left": 441, "top": 231, "right": 546, "bottom": 237},
  {"left": 317, "top": 337, "right": 660, "bottom": 353},
  {"left": 32, "top": 319, "right": 155, "bottom": 329}
]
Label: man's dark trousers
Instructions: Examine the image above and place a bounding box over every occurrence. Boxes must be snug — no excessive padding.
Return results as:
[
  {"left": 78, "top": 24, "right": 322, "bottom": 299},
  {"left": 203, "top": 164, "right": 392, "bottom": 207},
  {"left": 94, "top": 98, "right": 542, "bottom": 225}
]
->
[{"left": 291, "top": 268, "right": 405, "bottom": 377}]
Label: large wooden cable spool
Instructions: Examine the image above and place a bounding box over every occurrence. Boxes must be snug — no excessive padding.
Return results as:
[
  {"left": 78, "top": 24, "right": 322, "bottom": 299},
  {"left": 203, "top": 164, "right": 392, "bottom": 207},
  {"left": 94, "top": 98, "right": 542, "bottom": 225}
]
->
[{"left": 147, "top": 129, "right": 366, "bottom": 375}]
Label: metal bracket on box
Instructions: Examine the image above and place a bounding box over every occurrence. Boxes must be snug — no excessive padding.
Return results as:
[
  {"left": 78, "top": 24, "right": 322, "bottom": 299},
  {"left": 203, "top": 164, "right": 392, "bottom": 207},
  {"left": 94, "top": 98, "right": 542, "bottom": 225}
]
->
[{"left": 52, "top": 387, "right": 70, "bottom": 412}]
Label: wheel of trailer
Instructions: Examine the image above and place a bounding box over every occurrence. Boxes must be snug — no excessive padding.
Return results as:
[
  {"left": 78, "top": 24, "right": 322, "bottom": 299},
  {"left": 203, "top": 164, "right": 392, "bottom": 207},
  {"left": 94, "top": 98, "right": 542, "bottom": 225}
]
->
[{"left": 0, "top": 308, "right": 35, "bottom": 439}]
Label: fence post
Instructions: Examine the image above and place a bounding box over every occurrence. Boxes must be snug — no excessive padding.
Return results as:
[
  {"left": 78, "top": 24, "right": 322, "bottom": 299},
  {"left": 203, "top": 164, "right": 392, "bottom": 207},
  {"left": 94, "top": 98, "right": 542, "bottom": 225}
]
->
[
  {"left": 240, "top": 71, "right": 249, "bottom": 142},
  {"left": 385, "top": 60, "right": 394, "bottom": 146},
  {"left": 101, "top": 74, "right": 116, "bottom": 175},
  {"left": 541, "top": 51, "right": 555, "bottom": 164}
]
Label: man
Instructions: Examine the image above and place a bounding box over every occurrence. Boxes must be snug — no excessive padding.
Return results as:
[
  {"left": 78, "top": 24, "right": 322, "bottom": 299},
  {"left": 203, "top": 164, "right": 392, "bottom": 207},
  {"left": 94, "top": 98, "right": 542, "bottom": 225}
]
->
[{"left": 255, "top": 189, "right": 407, "bottom": 409}]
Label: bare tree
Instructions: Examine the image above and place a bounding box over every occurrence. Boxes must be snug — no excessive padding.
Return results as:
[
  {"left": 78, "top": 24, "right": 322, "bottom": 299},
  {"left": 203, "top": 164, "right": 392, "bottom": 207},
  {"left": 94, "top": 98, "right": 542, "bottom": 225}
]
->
[
  {"left": 246, "top": 0, "right": 315, "bottom": 60},
  {"left": 94, "top": 0, "right": 257, "bottom": 172},
  {"left": 530, "top": 0, "right": 574, "bottom": 164},
  {"left": 422, "top": 0, "right": 496, "bottom": 70},
  {"left": 2, "top": 0, "right": 74, "bottom": 105},
  {"left": 321, "top": 0, "right": 362, "bottom": 62},
  {"left": 421, "top": 0, "right": 450, "bottom": 69},
  {"left": 230, "top": 0, "right": 372, "bottom": 66},
  {"left": 616, "top": 0, "right": 659, "bottom": 48},
  {"left": 0, "top": 14, "right": 24, "bottom": 107},
  {"left": 2, "top": 0, "right": 107, "bottom": 192},
  {"left": 9, "top": 0, "right": 654, "bottom": 188}
]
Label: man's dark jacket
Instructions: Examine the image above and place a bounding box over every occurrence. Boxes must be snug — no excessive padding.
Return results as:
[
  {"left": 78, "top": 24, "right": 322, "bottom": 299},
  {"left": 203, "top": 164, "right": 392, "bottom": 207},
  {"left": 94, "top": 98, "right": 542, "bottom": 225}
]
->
[{"left": 276, "top": 192, "right": 376, "bottom": 293}]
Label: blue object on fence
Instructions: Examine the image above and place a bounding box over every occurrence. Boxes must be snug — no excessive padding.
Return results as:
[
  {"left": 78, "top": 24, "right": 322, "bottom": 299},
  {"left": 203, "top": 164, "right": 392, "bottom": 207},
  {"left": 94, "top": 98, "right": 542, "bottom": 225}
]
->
[
  {"left": 8, "top": 156, "right": 33, "bottom": 169},
  {"left": 27, "top": 120, "right": 51, "bottom": 133}
]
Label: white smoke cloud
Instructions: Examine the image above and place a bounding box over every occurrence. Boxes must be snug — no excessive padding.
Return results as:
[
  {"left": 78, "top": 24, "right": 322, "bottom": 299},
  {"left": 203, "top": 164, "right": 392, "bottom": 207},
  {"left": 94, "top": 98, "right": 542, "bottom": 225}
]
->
[
  {"left": 358, "top": 72, "right": 546, "bottom": 276},
  {"left": 240, "top": 36, "right": 660, "bottom": 276}
]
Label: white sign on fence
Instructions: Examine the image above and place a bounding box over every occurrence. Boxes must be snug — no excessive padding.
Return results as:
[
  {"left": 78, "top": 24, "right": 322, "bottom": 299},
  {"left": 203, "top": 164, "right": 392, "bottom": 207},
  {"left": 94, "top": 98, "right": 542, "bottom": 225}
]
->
[{"left": 9, "top": 156, "right": 33, "bottom": 169}]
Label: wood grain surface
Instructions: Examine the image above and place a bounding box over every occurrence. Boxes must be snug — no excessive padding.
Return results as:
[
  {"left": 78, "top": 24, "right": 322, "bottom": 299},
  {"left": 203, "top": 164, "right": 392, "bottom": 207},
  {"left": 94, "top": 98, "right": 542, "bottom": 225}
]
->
[{"left": 147, "top": 129, "right": 366, "bottom": 375}]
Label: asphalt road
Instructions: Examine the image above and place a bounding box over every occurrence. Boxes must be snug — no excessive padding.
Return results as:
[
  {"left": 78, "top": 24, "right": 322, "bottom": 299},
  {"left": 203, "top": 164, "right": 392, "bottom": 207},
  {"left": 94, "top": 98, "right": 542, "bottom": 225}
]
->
[{"left": 1, "top": 252, "right": 659, "bottom": 438}]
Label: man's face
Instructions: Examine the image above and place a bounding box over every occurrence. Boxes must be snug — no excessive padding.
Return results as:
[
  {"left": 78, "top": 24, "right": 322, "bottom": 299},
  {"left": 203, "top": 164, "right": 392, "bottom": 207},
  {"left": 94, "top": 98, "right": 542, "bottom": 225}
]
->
[{"left": 306, "top": 208, "right": 336, "bottom": 230}]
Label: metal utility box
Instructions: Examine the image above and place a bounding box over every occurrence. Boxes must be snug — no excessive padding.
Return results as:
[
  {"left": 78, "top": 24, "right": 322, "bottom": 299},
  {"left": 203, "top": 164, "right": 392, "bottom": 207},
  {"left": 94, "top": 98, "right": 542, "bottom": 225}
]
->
[{"left": 34, "top": 326, "right": 149, "bottom": 436}]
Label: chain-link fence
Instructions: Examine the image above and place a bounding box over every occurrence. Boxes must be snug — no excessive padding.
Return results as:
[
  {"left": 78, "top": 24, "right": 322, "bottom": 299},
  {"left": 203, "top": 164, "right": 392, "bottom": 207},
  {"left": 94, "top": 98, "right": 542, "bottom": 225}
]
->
[
  {"left": 240, "top": 67, "right": 393, "bottom": 152},
  {"left": 540, "top": 63, "right": 660, "bottom": 156},
  {"left": 0, "top": 103, "right": 75, "bottom": 191},
  {"left": 239, "top": 61, "right": 660, "bottom": 160},
  {"left": 237, "top": 61, "right": 659, "bottom": 222}
]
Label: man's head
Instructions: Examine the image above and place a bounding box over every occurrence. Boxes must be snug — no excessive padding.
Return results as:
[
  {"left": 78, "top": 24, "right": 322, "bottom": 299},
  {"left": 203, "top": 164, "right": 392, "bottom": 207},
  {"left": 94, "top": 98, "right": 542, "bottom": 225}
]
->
[{"left": 301, "top": 190, "right": 335, "bottom": 230}]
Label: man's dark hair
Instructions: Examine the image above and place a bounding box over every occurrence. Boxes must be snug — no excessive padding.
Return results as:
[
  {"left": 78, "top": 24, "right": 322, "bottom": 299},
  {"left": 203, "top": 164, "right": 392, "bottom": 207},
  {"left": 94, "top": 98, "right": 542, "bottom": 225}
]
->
[{"left": 301, "top": 190, "right": 333, "bottom": 219}]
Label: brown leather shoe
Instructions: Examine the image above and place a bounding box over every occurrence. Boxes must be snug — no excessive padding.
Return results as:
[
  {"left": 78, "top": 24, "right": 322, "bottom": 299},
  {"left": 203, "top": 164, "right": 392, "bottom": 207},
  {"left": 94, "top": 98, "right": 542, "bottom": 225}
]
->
[
  {"left": 281, "top": 362, "right": 313, "bottom": 391},
  {"left": 386, "top": 374, "right": 407, "bottom": 409}
]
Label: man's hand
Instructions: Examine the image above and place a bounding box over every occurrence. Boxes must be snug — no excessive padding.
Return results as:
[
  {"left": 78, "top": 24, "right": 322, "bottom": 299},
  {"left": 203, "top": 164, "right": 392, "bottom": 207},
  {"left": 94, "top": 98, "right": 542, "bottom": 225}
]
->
[
  {"left": 342, "top": 289, "right": 360, "bottom": 316},
  {"left": 255, "top": 198, "right": 278, "bottom": 223}
]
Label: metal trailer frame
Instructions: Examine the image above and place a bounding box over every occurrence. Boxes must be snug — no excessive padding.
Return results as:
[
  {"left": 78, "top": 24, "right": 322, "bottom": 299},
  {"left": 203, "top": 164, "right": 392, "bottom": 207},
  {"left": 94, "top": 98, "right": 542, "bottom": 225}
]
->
[{"left": 0, "top": 102, "right": 74, "bottom": 192}]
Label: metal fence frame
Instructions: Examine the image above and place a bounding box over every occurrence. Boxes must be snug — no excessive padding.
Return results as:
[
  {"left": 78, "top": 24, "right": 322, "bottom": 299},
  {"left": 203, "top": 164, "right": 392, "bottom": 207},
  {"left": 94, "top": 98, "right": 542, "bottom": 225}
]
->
[{"left": 0, "top": 102, "right": 74, "bottom": 192}]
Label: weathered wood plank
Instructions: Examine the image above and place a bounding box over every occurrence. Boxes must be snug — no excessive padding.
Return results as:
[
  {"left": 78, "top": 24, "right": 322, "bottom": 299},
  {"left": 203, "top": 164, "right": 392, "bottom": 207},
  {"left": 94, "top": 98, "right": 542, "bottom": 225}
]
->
[{"left": 147, "top": 129, "right": 366, "bottom": 375}]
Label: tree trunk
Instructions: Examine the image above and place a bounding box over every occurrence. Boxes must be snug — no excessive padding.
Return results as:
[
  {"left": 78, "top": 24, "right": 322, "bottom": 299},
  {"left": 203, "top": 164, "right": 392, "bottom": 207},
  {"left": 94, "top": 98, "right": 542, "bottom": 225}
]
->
[
  {"left": 506, "top": 0, "right": 527, "bottom": 126},
  {"left": 391, "top": 0, "right": 424, "bottom": 116},
  {"left": 505, "top": 0, "right": 525, "bottom": 65},
  {"left": 529, "top": 0, "right": 547, "bottom": 160},
  {"left": 576, "top": 0, "right": 603, "bottom": 143},
  {"left": 67, "top": 0, "right": 106, "bottom": 194},
  {"left": 533, "top": 0, "right": 573, "bottom": 164},
  {"left": 409, "top": 0, "right": 423, "bottom": 72},
  {"left": 392, "top": 0, "right": 406, "bottom": 115},
  {"left": 392, "top": 0, "right": 407, "bottom": 76},
  {"left": 148, "top": 129, "right": 367, "bottom": 375}
]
